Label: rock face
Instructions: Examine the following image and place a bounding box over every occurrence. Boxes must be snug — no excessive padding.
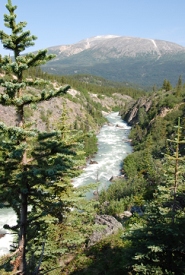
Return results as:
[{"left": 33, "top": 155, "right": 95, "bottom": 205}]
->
[
  {"left": 120, "top": 89, "right": 182, "bottom": 126},
  {"left": 120, "top": 97, "right": 154, "bottom": 125},
  {"left": 0, "top": 85, "right": 130, "bottom": 131},
  {"left": 121, "top": 96, "right": 153, "bottom": 125},
  {"left": 88, "top": 215, "right": 123, "bottom": 247}
]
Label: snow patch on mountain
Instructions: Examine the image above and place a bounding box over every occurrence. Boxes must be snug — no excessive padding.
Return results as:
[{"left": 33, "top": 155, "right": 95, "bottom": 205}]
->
[{"left": 150, "top": 39, "right": 161, "bottom": 58}]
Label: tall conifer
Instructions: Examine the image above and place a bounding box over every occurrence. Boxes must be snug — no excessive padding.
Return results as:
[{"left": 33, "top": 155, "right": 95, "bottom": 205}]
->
[
  {"left": 0, "top": 1, "right": 84, "bottom": 274},
  {"left": 123, "top": 118, "right": 185, "bottom": 274}
]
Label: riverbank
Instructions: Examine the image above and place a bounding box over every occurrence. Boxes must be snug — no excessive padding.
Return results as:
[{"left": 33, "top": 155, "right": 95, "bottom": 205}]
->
[
  {"left": 0, "top": 112, "right": 132, "bottom": 257},
  {"left": 72, "top": 112, "right": 132, "bottom": 190}
]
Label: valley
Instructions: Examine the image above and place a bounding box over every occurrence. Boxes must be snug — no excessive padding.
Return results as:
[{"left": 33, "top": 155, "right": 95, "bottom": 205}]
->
[{"left": 0, "top": 1, "right": 185, "bottom": 274}]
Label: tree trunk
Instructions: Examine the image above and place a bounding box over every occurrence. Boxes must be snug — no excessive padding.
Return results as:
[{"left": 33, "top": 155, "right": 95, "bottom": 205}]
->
[
  {"left": 18, "top": 193, "right": 28, "bottom": 274},
  {"left": 17, "top": 84, "right": 28, "bottom": 274}
]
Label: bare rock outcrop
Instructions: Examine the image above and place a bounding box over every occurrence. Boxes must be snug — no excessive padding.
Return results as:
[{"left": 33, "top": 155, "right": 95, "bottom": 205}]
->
[
  {"left": 88, "top": 215, "right": 123, "bottom": 247},
  {"left": 120, "top": 97, "right": 153, "bottom": 125}
]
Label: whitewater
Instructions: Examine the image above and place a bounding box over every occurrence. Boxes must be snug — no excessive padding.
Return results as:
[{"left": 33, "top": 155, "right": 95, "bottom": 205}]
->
[
  {"left": 0, "top": 112, "right": 132, "bottom": 256},
  {"left": 73, "top": 112, "right": 132, "bottom": 190}
]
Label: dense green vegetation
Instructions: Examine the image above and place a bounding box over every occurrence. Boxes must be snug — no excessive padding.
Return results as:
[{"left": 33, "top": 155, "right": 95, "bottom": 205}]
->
[{"left": 23, "top": 67, "right": 147, "bottom": 99}]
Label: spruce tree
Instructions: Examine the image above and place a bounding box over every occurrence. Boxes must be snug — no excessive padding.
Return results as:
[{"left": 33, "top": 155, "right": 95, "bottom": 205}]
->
[
  {"left": 122, "top": 118, "right": 185, "bottom": 274},
  {"left": 0, "top": 1, "right": 84, "bottom": 274},
  {"left": 176, "top": 75, "right": 182, "bottom": 97},
  {"left": 162, "top": 79, "right": 172, "bottom": 91}
]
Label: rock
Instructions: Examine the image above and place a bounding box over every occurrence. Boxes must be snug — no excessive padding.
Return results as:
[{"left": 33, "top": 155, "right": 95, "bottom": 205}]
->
[
  {"left": 116, "top": 124, "right": 124, "bottom": 128},
  {"left": 102, "top": 201, "right": 110, "bottom": 207},
  {"left": 102, "top": 110, "right": 109, "bottom": 116},
  {"left": 131, "top": 206, "right": 143, "bottom": 216},
  {"left": 121, "top": 97, "right": 153, "bottom": 125},
  {"left": 109, "top": 175, "right": 125, "bottom": 181},
  {"left": 88, "top": 215, "right": 123, "bottom": 247},
  {"left": 122, "top": 138, "right": 132, "bottom": 143},
  {"left": 93, "top": 190, "right": 99, "bottom": 196},
  {"left": 67, "top": 88, "right": 80, "bottom": 97},
  {"left": 89, "top": 160, "right": 98, "bottom": 164},
  {"left": 117, "top": 211, "right": 132, "bottom": 219}
]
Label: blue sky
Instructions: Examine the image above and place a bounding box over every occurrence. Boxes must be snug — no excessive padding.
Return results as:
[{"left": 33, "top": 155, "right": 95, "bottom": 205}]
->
[{"left": 0, "top": 0, "right": 185, "bottom": 55}]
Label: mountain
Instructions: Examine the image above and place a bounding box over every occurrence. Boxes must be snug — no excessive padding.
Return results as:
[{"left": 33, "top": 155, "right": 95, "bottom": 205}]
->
[{"left": 41, "top": 35, "right": 185, "bottom": 88}]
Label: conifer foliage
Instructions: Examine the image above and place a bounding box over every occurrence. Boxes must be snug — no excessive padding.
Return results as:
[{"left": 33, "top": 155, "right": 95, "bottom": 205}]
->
[
  {"left": 123, "top": 119, "right": 185, "bottom": 274},
  {"left": 0, "top": 1, "right": 83, "bottom": 274}
]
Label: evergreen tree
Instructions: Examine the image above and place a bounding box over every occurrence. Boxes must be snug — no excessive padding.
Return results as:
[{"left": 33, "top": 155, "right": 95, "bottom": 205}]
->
[
  {"left": 162, "top": 79, "right": 172, "bottom": 91},
  {"left": 122, "top": 118, "right": 185, "bottom": 274},
  {"left": 176, "top": 75, "right": 182, "bottom": 97},
  {"left": 0, "top": 54, "right": 3, "bottom": 73},
  {"left": 0, "top": 1, "right": 84, "bottom": 274}
]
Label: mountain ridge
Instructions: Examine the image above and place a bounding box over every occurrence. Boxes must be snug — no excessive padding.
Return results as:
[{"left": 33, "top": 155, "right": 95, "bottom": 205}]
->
[
  {"left": 48, "top": 35, "right": 185, "bottom": 57},
  {"left": 42, "top": 35, "right": 185, "bottom": 87}
]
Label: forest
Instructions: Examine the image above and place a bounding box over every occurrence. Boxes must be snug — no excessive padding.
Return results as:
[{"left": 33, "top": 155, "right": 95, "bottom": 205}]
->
[{"left": 0, "top": 0, "right": 185, "bottom": 274}]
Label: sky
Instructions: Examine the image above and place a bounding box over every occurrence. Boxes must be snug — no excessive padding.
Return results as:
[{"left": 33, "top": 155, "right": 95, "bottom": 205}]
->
[{"left": 0, "top": 0, "right": 185, "bottom": 56}]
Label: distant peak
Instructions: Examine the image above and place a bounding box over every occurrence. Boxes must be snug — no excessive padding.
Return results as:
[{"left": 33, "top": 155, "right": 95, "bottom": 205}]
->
[
  {"left": 93, "top": 35, "right": 121, "bottom": 39},
  {"left": 81, "top": 35, "right": 120, "bottom": 43}
]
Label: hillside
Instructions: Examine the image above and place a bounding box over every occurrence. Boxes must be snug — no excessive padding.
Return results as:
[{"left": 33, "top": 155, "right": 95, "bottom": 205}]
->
[
  {"left": 41, "top": 35, "right": 185, "bottom": 87},
  {"left": 0, "top": 73, "right": 133, "bottom": 132},
  {"left": 60, "top": 86, "right": 185, "bottom": 274}
]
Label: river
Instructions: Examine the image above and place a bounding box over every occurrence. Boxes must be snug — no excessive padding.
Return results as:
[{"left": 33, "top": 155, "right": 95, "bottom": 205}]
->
[
  {"left": 73, "top": 112, "right": 132, "bottom": 190},
  {"left": 0, "top": 112, "right": 132, "bottom": 256}
]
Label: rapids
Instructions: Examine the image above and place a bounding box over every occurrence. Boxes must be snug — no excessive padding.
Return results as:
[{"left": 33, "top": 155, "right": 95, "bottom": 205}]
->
[
  {"left": 0, "top": 112, "right": 132, "bottom": 256},
  {"left": 73, "top": 112, "right": 132, "bottom": 190}
]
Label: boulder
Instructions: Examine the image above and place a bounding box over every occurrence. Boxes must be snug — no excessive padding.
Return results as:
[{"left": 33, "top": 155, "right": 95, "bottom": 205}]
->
[
  {"left": 89, "top": 160, "right": 98, "bottom": 164},
  {"left": 109, "top": 175, "right": 125, "bottom": 181},
  {"left": 116, "top": 124, "right": 124, "bottom": 128},
  {"left": 93, "top": 190, "right": 99, "bottom": 196},
  {"left": 117, "top": 211, "right": 132, "bottom": 219},
  {"left": 88, "top": 215, "right": 123, "bottom": 247}
]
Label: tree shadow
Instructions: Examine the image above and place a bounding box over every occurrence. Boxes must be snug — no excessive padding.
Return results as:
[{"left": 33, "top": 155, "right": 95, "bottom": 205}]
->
[{"left": 61, "top": 232, "right": 130, "bottom": 275}]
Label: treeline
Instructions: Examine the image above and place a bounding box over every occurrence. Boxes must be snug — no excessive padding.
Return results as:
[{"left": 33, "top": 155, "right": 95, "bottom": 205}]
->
[{"left": 22, "top": 66, "right": 146, "bottom": 99}]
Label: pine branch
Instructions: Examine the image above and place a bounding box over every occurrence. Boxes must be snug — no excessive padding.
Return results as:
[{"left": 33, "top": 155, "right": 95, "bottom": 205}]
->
[
  {"left": 0, "top": 84, "right": 70, "bottom": 106},
  {"left": 26, "top": 50, "right": 56, "bottom": 67},
  {"left": 0, "top": 121, "right": 37, "bottom": 137},
  {"left": 33, "top": 238, "right": 46, "bottom": 275}
]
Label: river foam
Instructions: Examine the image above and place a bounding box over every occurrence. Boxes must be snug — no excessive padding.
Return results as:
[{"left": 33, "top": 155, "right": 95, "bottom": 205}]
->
[
  {"left": 0, "top": 112, "right": 132, "bottom": 256},
  {"left": 0, "top": 208, "right": 16, "bottom": 256},
  {"left": 73, "top": 112, "right": 132, "bottom": 190}
]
